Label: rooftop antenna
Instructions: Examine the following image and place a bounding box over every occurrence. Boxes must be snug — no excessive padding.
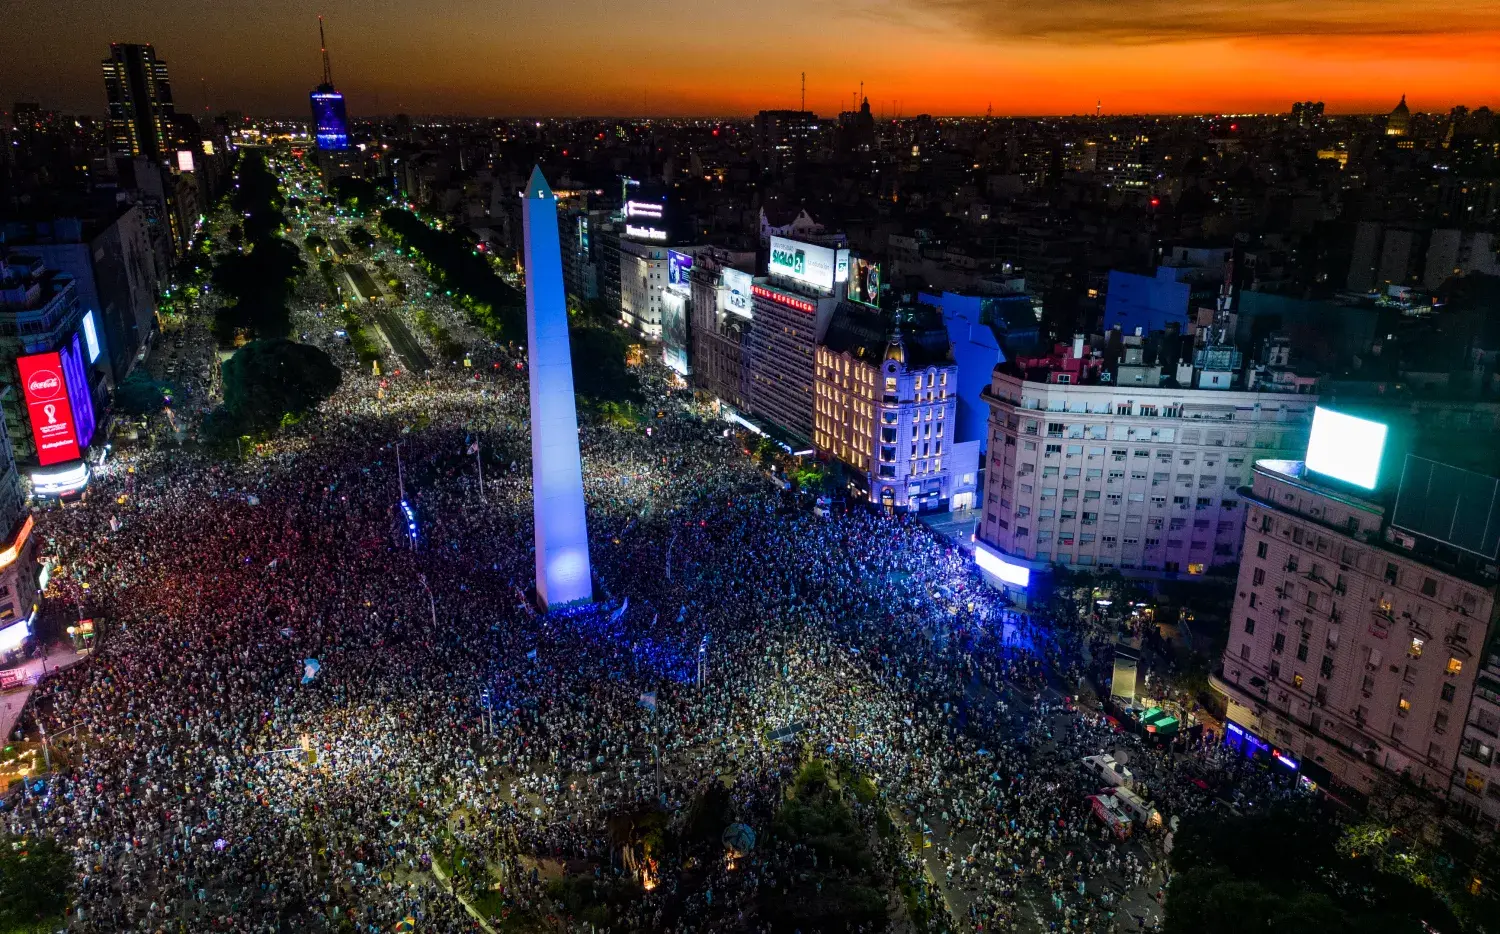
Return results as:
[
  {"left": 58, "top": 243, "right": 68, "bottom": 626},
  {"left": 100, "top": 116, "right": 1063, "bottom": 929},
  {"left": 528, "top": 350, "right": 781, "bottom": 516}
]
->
[
  {"left": 1096, "top": 99, "right": 1101, "bottom": 118},
  {"left": 801, "top": 72, "right": 805, "bottom": 112},
  {"left": 318, "top": 15, "right": 333, "bottom": 87},
  {"left": 986, "top": 101, "right": 993, "bottom": 119},
  {"left": 859, "top": 80, "right": 864, "bottom": 105}
]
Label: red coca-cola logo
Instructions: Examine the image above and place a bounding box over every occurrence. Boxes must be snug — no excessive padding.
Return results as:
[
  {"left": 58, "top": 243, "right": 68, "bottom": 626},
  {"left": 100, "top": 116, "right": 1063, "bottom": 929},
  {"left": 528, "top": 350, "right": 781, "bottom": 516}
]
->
[{"left": 26, "top": 369, "right": 62, "bottom": 399}]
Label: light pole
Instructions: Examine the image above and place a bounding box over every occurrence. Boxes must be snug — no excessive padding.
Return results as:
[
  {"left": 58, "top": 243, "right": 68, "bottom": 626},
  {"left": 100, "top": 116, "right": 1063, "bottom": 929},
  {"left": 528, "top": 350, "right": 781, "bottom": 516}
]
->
[{"left": 419, "top": 573, "right": 436, "bottom": 628}]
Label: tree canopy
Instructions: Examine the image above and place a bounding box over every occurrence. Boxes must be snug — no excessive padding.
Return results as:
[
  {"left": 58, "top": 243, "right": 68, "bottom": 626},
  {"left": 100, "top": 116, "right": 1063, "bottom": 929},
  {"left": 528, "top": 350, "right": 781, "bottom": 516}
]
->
[
  {"left": 214, "top": 339, "right": 342, "bottom": 438},
  {"left": 0, "top": 833, "right": 72, "bottom": 932},
  {"left": 213, "top": 153, "right": 304, "bottom": 341},
  {"left": 1164, "top": 805, "right": 1461, "bottom": 934}
]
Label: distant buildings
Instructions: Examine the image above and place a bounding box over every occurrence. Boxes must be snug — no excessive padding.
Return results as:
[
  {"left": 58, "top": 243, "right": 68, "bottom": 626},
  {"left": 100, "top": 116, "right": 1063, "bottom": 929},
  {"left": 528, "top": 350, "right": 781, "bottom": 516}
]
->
[{"left": 102, "top": 43, "right": 175, "bottom": 161}]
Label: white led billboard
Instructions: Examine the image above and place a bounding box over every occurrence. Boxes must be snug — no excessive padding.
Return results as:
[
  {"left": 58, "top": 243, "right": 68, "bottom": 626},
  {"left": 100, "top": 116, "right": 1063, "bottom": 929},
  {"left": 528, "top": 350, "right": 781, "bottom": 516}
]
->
[
  {"left": 768, "top": 236, "right": 836, "bottom": 294},
  {"left": 1304, "top": 406, "right": 1388, "bottom": 490}
]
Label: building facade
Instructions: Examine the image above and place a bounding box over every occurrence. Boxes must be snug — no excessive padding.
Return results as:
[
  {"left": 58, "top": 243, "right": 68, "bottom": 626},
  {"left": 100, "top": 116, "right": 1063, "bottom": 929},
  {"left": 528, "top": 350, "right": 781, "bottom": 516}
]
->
[
  {"left": 619, "top": 238, "right": 669, "bottom": 340},
  {"left": 0, "top": 255, "right": 104, "bottom": 463},
  {"left": 689, "top": 252, "right": 753, "bottom": 412},
  {"left": 102, "top": 43, "right": 175, "bottom": 161},
  {"left": 1214, "top": 459, "right": 1499, "bottom": 817},
  {"left": 977, "top": 370, "right": 1316, "bottom": 582},
  {"left": 744, "top": 280, "right": 838, "bottom": 443},
  {"left": 814, "top": 305, "right": 961, "bottom": 512}
]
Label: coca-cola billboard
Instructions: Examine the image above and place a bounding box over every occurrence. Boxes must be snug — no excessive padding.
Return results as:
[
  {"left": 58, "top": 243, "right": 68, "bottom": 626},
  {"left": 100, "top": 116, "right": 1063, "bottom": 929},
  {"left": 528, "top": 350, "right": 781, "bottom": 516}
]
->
[{"left": 16, "top": 351, "right": 80, "bottom": 466}]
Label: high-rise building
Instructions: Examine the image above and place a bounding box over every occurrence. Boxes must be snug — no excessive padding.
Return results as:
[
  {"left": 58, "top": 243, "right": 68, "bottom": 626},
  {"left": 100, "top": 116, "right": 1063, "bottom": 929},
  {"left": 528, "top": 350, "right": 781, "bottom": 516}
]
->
[
  {"left": 310, "top": 17, "right": 350, "bottom": 151},
  {"left": 1211, "top": 409, "right": 1500, "bottom": 826},
  {"left": 753, "top": 110, "right": 817, "bottom": 171},
  {"left": 102, "top": 43, "right": 175, "bottom": 161},
  {"left": 742, "top": 236, "right": 847, "bottom": 443},
  {"left": 974, "top": 335, "right": 1317, "bottom": 597},
  {"left": 0, "top": 255, "right": 105, "bottom": 473}
]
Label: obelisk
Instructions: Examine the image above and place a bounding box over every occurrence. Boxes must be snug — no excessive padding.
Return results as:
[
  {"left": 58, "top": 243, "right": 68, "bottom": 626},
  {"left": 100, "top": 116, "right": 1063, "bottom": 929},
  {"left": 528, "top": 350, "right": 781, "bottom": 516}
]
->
[{"left": 523, "top": 166, "right": 592, "bottom": 609}]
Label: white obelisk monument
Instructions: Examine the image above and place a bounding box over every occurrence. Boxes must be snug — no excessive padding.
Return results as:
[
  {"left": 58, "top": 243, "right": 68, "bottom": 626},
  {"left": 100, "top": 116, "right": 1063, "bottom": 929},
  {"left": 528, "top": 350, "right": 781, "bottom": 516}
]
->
[{"left": 523, "top": 166, "right": 592, "bottom": 609}]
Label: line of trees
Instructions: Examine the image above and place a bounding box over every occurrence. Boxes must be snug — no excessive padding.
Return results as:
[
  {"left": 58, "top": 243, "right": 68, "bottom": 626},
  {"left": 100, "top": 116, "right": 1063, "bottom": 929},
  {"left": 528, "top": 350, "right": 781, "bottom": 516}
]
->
[
  {"left": 211, "top": 152, "right": 305, "bottom": 341},
  {"left": 379, "top": 208, "right": 640, "bottom": 403}
]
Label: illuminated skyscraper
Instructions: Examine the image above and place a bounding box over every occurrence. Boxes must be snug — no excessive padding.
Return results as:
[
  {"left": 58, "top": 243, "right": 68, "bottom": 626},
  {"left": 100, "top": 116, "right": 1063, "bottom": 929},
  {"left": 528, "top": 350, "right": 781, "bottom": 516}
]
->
[
  {"left": 101, "top": 43, "right": 175, "bottom": 160},
  {"left": 309, "top": 16, "right": 349, "bottom": 151},
  {"left": 524, "top": 167, "right": 593, "bottom": 610}
]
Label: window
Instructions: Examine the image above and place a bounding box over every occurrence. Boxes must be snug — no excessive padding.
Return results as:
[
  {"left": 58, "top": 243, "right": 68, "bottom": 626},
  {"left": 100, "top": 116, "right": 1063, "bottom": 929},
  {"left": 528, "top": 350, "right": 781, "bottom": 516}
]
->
[
  {"left": 1272, "top": 633, "right": 1285, "bottom": 653},
  {"left": 1240, "top": 644, "right": 1251, "bottom": 661},
  {"left": 1269, "top": 661, "right": 1281, "bottom": 680},
  {"left": 1320, "top": 656, "right": 1334, "bottom": 679},
  {"left": 1409, "top": 638, "right": 1424, "bottom": 659},
  {"left": 1447, "top": 657, "right": 1463, "bottom": 675},
  {"left": 1398, "top": 696, "right": 1412, "bottom": 716},
  {"left": 1442, "top": 682, "right": 1456, "bottom": 702},
  {"left": 1244, "top": 618, "right": 1256, "bottom": 635},
  {"left": 1257, "top": 541, "right": 1268, "bottom": 559},
  {"left": 1421, "top": 577, "right": 1438, "bottom": 598},
  {"left": 1296, "top": 642, "right": 1308, "bottom": 662},
  {"left": 1293, "top": 673, "right": 1304, "bottom": 689}
]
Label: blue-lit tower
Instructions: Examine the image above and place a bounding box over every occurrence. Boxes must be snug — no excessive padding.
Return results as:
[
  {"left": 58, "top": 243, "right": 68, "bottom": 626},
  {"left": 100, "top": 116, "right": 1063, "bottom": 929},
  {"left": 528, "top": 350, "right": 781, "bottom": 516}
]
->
[
  {"left": 524, "top": 167, "right": 593, "bottom": 610},
  {"left": 309, "top": 16, "right": 349, "bottom": 150}
]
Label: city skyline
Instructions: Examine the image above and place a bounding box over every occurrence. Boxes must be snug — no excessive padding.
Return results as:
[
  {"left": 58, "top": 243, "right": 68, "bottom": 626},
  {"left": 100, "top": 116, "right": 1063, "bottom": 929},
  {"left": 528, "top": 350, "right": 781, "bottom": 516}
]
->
[{"left": 3, "top": 0, "right": 1498, "bottom": 118}]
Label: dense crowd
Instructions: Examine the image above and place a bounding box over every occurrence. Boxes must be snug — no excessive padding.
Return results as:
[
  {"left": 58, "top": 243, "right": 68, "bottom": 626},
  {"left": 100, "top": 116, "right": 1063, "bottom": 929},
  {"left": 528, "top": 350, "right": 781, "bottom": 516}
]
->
[{"left": 1, "top": 199, "right": 1306, "bottom": 933}]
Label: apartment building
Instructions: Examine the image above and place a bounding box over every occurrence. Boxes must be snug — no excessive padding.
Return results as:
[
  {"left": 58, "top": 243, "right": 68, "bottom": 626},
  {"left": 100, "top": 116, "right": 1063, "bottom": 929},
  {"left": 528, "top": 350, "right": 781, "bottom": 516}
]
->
[
  {"left": 813, "top": 304, "right": 966, "bottom": 512},
  {"left": 1215, "top": 454, "right": 1499, "bottom": 820},
  {"left": 975, "top": 343, "right": 1316, "bottom": 591}
]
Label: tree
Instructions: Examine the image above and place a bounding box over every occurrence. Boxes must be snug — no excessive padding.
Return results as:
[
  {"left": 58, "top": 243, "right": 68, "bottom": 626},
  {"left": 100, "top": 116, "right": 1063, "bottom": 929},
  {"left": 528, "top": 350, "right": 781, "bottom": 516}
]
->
[
  {"left": 0, "top": 833, "right": 72, "bottom": 931},
  {"left": 304, "top": 231, "right": 327, "bottom": 254},
  {"left": 113, "top": 372, "right": 171, "bottom": 417},
  {"left": 217, "top": 339, "right": 342, "bottom": 435},
  {"left": 1165, "top": 806, "right": 1460, "bottom": 934},
  {"left": 347, "top": 225, "right": 374, "bottom": 251}
]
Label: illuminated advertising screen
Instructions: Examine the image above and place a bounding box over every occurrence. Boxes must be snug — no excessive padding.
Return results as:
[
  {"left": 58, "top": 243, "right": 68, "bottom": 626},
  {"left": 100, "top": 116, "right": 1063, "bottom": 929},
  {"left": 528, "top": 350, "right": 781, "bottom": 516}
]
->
[
  {"left": 720, "top": 268, "right": 752, "bottom": 319},
  {"left": 667, "top": 250, "right": 694, "bottom": 291},
  {"left": 62, "top": 334, "right": 96, "bottom": 450},
  {"left": 81, "top": 311, "right": 101, "bottom": 363},
  {"left": 176, "top": 150, "right": 196, "bottom": 173},
  {"left": 847, "top": 258, "right": 882, "bottom": 306},
  {"left": 1305, "top": 406, "right": 1388, "bottom": 490},
  {"left": 975, "top": 540, "right": 1031, "bottom": 588},
  {"left": 17, "top": 351, "right": 80, "bottom": 465},
  {"left": 768, "top": 236, "right": 837, "bottom": 294},
  {"left": 661, "top": 291, "right": 689, "bottom": 377},
  {"left": 835, "top": 248, "right": 850, "bottom": 283}
]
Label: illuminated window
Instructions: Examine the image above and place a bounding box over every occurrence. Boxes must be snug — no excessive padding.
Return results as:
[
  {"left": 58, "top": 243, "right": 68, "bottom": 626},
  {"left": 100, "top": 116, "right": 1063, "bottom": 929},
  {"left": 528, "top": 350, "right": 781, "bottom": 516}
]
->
[
  {"left": 1399, "top": 696, "right": 1412, "bottom": 715},
  {"left": 1447, "top": 657, "right": 1463, "bottom": 675},
  {"left": 1293, "top": 674, "right": 1304, "bottom": 688},
  {"left": 1409, "top": 638, "right": 1424, "bottom": 658}
]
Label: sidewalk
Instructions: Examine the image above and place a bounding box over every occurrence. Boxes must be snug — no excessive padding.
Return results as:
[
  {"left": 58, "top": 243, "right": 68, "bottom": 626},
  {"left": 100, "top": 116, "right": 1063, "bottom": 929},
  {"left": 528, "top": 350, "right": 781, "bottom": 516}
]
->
[{"left": 0, "top": 643, "right": 88, "bottom": 742}]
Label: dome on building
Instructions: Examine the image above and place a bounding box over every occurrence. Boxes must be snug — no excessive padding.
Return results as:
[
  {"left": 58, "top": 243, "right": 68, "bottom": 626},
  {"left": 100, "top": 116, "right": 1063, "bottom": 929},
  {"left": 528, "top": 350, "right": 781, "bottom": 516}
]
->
[{"left": 1386, "top": 95, "right": 1411, "bottom": 137}]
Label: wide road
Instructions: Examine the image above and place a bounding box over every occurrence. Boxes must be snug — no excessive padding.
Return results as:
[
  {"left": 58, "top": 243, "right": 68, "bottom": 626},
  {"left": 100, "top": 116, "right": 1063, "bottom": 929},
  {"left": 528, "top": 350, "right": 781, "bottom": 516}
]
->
[{"left": 373, "top": 306, "right": 433, "bottom": 374}]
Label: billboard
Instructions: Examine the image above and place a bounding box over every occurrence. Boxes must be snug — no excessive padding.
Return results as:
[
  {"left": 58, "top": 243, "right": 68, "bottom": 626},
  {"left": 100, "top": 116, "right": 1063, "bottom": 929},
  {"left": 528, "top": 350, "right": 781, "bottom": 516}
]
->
[
  {"left": 835, "top": 248, "right": 851, "bottom": 284},
  {"left": 768, "top": 236, "right": 837, "bottom": 294},
  {"left": 62, "top": 334, "right": 96, "bottom": 450},
  {"left": 661, "top": 291, "right": 689, "bottom": 377},
  {"left": 847, "top": 258, "right": 882, "bottom": 306},
  {"left": 668, "top": 250, "right": 694, "bottom": 291},
  {"left": 721, "top": 268, "right": 752, "bottom": 318},
  {"left": 17, "top": 352, "right": 80, "bottom": 466},
  {"left": 1305, "top": 406, "right": 1387, "bottom": 490},
  {"left": 81, "top": 311, "right": 101, "bottom": 364}
]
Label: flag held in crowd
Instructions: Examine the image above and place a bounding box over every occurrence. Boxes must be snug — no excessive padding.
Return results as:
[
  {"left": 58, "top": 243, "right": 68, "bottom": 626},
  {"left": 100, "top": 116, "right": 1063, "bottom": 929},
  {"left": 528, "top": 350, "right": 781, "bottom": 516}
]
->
[
  {"left": 638, "top": 692, "right": 657, "bottom": 712},
  {"left": 301, "top": 658, "right": 322, "bottom": 684}
]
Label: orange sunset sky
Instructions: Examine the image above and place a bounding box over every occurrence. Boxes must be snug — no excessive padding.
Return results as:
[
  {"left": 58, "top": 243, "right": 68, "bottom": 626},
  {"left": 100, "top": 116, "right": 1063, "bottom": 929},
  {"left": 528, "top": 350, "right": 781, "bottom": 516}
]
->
[{"left": 4, "top": 0, "right": 1498, "bottom": 117}]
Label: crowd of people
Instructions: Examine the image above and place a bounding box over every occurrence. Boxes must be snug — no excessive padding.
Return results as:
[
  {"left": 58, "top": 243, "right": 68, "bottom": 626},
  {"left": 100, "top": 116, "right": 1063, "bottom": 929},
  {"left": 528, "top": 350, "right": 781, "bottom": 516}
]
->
[{"left": 0, "top": 180, "right": 1308, "bottom": 933}]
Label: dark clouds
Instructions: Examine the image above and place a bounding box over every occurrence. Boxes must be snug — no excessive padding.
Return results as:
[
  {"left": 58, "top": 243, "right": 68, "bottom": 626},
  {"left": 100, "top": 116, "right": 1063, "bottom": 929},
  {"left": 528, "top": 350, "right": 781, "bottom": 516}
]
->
[{"left": 921, "top": 0, "right": 1500, "bottom": 42}]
